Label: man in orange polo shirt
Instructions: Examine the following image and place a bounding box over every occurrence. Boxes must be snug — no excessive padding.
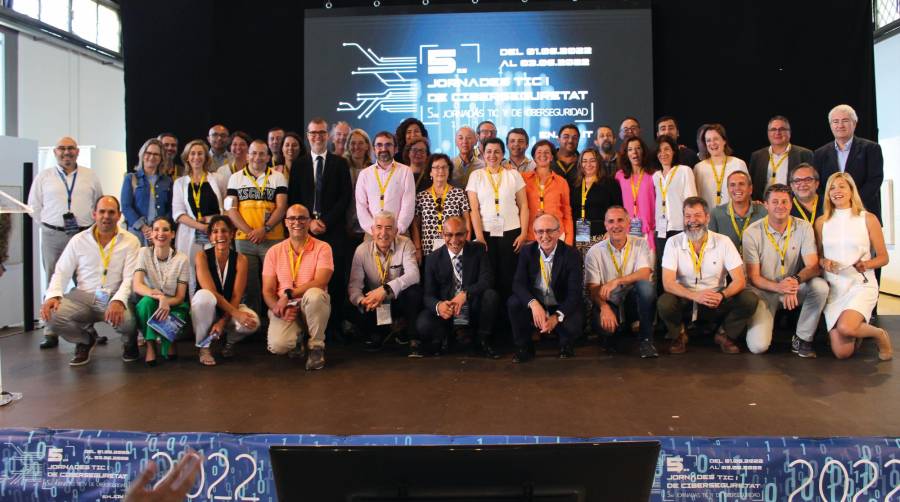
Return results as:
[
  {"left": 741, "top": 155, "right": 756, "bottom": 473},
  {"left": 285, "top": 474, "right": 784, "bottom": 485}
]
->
[{"left": 262, "top": 204, "right": 334, "bottom": 370}]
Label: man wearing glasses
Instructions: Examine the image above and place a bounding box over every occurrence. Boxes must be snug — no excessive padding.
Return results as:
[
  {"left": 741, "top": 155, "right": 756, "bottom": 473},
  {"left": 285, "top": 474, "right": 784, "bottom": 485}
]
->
[
  {"left": 618, "top": 117, "right": 642, "bottom": 142},
  {"left": 748, "top": 116, "right": 813, "bottom": 201},
  {"left": 355, "top": 132, "right": 416, "bottom": 235},
  {"left": 508, "top": 214, "right": 584, "bottom": 362},
  {"left": 28, "top": 137, "right": 105, "bottom": 349},
  {"left": 207, "top": 124, "right": 233, "bottom": 169},
  {"left": 788, "top": 164, "right": 824, "bottom": 232},
  {"left": 262, "top": 204, "right": 333, "bottom": 370},
  {"left": 416, "top": 216, "right": 500, "bottom": 358}
]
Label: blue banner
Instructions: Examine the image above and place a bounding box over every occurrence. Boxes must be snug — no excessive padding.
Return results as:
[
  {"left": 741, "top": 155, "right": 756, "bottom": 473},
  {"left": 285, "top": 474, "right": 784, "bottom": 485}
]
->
[{"left": 1, "top": 429, "right": 898, "bottom": 501}]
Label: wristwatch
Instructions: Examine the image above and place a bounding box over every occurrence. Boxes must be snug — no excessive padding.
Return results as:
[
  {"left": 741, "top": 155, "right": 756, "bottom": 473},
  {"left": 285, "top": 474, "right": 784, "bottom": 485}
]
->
[
  {"left": 264, "top": 223, "right": 273, "bottom": 233},
  {"left": 284, "top": 289, "right": 293, "bottom": 299},
  {"left": 554, "top": 310, "right": 565, "bottom": 323},
  {"left": 383, "top": 283, "right": 394, "bottom": 300},
  {"left": 791, "top": 273, "right": 802, "bottom": 283}
]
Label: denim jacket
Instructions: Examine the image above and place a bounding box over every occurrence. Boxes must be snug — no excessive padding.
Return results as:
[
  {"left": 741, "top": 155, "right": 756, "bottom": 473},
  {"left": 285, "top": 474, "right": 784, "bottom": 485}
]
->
[{"left": 121, "top": 168, "right": 173, "bottom": 231}]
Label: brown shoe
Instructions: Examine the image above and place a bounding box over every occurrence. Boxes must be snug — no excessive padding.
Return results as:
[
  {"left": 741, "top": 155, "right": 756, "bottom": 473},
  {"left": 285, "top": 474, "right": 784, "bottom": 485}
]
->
[
  {"left": 669, "top": 330, "right": 688, "bottom": 354},
  {"left": 70, "top": 333, "right": 98, "bottom": 366},
  {"left": 714, "top": 333, "right": 740, "bottom": 354}
]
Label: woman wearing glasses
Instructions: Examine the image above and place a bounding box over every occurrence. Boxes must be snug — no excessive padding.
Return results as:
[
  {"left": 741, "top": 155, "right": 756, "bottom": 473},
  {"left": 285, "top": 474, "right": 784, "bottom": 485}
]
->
[
  {"left": 121, "top": 138, "right": 174, "bottom": 245},
  {"left": 412, "top": 153, "right": 471, "bottom": 264},
  {"left": 815, "top": 172, "right": 891, "bottom": 361},
  {"left": 403, "top": 137, "right": 432, "bottom": 191}
]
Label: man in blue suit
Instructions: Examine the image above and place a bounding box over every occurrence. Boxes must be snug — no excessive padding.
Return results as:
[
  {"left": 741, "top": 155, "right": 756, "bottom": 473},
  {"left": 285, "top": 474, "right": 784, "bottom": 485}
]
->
[{"left": 508, "top": 214, "right": 584, "bottom": 362}]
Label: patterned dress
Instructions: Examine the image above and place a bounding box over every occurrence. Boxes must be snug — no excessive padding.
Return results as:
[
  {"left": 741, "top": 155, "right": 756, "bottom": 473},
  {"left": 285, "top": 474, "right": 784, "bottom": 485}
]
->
[{"left": 414, "top": 185, "right": 470, "bottom": 253}]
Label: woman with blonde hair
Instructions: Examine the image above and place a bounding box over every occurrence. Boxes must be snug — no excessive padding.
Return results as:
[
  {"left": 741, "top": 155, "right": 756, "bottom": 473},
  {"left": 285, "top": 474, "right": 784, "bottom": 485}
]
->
[{"left": 815, "top": 172, "right": 891, "bottom": 360}]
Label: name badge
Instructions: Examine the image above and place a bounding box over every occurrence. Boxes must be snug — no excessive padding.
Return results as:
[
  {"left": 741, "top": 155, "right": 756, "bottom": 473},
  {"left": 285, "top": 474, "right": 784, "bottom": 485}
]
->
[
  {"left": 488, "top": 216, "right": 504, "bottom": 237},
  {"left": 94, "top": 288, "right": 111, "bottom": 307},
  {"left": 575, "top": 220, "right": 591, "bottom": 243},
  {"left": 656, "top": 213, "right": 668, "bottom": 237},
  {"left": 432, "top": 238, "right": 445, "bottom": 252},
  {"left": 376, "top": 302, "right": 392, "bottom": 326},
  {"left": 629, "top": 217, "right": 643, "bottom": 237},
  {"left": 63, "top": 212, "right": 80, "bottom": 236}
]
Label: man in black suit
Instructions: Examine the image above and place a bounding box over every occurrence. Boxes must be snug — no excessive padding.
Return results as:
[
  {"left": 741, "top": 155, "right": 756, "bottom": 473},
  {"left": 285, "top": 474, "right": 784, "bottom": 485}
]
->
[
  {"left": 415, "top": 216, "right": 499, "bottom": 358},
  {"left": 288, "top": 117, "right": 352, "bottom": 336},
  {"left": 508, "top": 214, "right": 584, "bottom": 363},
  {"left": 748, "top": 115, "right": 813, "bottom": 201},
  {"left": 813, "top": 104, "right": 884, "bottom": 222}
]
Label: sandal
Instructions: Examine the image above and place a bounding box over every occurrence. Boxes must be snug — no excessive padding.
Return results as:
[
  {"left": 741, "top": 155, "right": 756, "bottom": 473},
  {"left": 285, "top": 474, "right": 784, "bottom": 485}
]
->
[{"left": 199, "top": 348, "right": 216, "bottom": 366}]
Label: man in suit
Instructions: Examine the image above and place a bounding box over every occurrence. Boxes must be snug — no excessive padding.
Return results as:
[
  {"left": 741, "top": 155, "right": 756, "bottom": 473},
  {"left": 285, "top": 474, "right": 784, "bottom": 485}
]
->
[
  {"left": 507, "top": 214, "right": 584, "bottom": 363},
  {"left": 288, "top": 117, "right": 352, "bottom": 337},
  {"left": 813, "top": 104, "right": 884, "bottom": 222},
  {"left": 748, "top": 115, "right": 814, "bottom": 201},
  {"left": 415, "top": 216, "right": 500, "bottom": 358}
]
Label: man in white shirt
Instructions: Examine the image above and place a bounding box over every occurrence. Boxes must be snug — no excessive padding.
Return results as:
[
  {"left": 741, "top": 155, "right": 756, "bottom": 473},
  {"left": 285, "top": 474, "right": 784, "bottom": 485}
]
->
[
  {"left": 659, "top": 196, "right": 758, "bottom": 354},
  {"left": 40, "top": 196, "right": 141, "bottom": 366},
  {"left": 450, "top": 126, "right": 484, "bottom": 189},
  {"left": 27, "top": 136, "right": 105, "bottom": 349}
]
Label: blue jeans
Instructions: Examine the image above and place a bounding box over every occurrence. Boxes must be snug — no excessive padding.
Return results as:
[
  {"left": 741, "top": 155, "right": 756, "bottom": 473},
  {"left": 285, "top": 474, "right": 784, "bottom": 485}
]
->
[{"left": 595, "top": 279, "right": 657, "bottom": 341}]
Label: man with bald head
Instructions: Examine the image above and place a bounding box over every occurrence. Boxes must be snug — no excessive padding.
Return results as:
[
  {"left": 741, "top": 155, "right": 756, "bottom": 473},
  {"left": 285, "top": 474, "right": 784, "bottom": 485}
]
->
[
  {"left": 508, "top": 213, "right": 584, "bottom": 362},
  {"left": 450, "top": 126, "right": 484, "bottom": 189},
  {"left": 207, "top": 124, "right": 233, "bottom": 169},
  {"left": 40, "top": 196, "right": 141, "bottom": 366},
  {"left": 28, "top": 136, "right": 105, "bottom": 349}
]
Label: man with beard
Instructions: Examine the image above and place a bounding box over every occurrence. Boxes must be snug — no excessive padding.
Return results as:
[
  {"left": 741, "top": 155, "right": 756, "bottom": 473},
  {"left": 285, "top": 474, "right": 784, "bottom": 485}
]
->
[
  {"left": 554, "top": 123, "right": 580, "bottom": 190},
  {"left": 788, "top": 163, "right": 824, "bottom": 231},
  {"left": 593, "top": 125, "right": 618, "bottom": 177},
  {"left": 355, "top": 131, "right": 416, "bottom": 235},
  {"left": 503, "top": 128, "right": 535, "bottom": 172},
  {"left": 158, "top": 132, "right": 181, "bottom": 177},
  {"left": 708, "top": 171, "right": 766, "bottom": 252},
  {"left": 207, "top": 124, "right": 232, "bottom": 169},
  {"left": 659, "top": 196, "right": 758, "bottom": 354},
  {"left": 450, "top": 126, "right": 484, "bottom": 189},
  {"left": 656, "top": 116, "right": 699, "bottom": 168},
  {"left": 619, "top": 117, "right": 641, "bottom": 142}
]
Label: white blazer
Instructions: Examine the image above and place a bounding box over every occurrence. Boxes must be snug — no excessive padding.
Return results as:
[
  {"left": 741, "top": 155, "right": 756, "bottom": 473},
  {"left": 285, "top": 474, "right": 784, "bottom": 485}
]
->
[{"left": 172, "top": 174, "right": 224, "bottom": 256}]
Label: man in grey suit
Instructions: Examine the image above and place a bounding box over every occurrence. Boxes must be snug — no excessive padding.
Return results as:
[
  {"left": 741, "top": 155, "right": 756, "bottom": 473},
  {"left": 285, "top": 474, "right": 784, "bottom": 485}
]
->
[{"left": 748, "top": 116, "right": 813, "bottom": 201}]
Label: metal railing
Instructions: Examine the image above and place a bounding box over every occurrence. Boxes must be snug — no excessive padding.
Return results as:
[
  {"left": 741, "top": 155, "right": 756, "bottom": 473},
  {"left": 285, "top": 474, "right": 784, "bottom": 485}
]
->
[{"left": 874, "top": 0, "right": 900, "bottom": 40}]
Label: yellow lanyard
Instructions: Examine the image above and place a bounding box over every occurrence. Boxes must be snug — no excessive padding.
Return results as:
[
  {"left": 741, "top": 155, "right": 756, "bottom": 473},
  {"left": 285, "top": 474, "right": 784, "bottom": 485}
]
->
[
  {"left": 763, "top": 216, "right": 793, "bottom": 275},
  {"left": 373, "top": 248, "right": 393, "bottom": 285},
  {"left": 190, "top": 173, "right": 207, "bottom": 219},
  {"left": 95, "top": 227, "right": 118, "bottom": 287},
  {"left": 607, "top": 238, "right": 632, "bottom": 278},
  {"left": 486, "top": 168, "right": 503, "bottom": 215},
  {"left": 629, "top": 170, "right": 644, "bottom": 217},
  {"left": 149, "top": 178, "right": 156, "bottom": 200},
  {"left": 244, "top": 167, "right": 270, "bottom": 195},
  {"left": 229, "top": 162, "right": 241, "bottom": 174},
  {"left": 430, "top": 184, "right": 449, "bottom": 232},
  {"left": 580, "top": 178, "right": 594, "bottom": 221},
  {"left": 538, "top": 251, "right": 552, "bottom": 290},
  {"left": 727, "top": 203, "right": 754, "bottom": 250},
  {"left": 534, "top": 173, "right": 553, "bottom": 210},
  {"left": 688, "top": 235, "right": 708, "bottom": 285},
  {"left": 658, "top": 166, "right": 679, "bottom": 209},
  {"left": 556, "top": 159, "right": 575, "bottom": 175},
  {"left": 768, "top": 145, "right": 790, "bottom": 185},
  {"left": 710, "top": 156, "right": 728, "bottom": 205},
  {"left": 374, "top": 162, "right": 397, "bottom": 209},
  {"left": 288, "top": 237, "right": 308, "bottom": 282},
  {"left": 793, "top": 196, "right": 818, "bottom": 226}
]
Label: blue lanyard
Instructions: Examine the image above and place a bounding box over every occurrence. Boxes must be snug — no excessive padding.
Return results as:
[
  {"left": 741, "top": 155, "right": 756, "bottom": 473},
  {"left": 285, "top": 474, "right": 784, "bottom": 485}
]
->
[{"left": 56, "top": 167, "right": 77, "bottom": 211}]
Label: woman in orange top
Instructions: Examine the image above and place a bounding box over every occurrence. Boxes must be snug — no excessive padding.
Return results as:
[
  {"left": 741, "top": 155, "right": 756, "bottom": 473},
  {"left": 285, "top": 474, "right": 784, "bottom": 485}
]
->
[{"left": 522, "top": 139, "right": 574, "bottom": 245}]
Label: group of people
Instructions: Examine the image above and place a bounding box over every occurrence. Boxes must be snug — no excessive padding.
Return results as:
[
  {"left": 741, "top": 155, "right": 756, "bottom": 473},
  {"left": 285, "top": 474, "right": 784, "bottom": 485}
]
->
[{"left": 29, "top": 103, "right": 893, "bottom": 370}]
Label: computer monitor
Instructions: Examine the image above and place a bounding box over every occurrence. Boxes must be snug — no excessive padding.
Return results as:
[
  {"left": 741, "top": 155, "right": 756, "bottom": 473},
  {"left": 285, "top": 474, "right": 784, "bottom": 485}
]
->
[{"left": 270, "top": 441, "right": 660, "bottom": 501}]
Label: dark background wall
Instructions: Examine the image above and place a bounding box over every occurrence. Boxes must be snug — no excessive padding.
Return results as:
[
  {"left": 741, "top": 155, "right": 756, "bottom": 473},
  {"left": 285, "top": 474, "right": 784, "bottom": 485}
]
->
[{"left": 121, "top": 0, "right": 876, "bottom": 166}]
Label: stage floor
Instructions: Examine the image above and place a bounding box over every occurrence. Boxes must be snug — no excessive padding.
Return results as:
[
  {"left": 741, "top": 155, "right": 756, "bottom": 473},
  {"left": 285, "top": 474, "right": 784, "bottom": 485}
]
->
[{"left": 0, "top": 319, "right": 896, "bottom": 437}]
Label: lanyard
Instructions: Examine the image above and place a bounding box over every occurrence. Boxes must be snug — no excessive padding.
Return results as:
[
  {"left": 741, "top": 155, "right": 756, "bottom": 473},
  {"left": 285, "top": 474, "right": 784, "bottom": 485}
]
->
[
  {"left": 658, "top": 166, "right": 679, "bottom": 210},
  {"left": 288, "top": 237, "right": 308, "bottom": 282},
  {"left": 57, "top": 167, "right": 78, "bottom": 212},
  {"left": 94, "top": 227, "right": 118, "bottom": 287},
  {"left": 191, "top": 173, "right": 207, "bottom": 219},
  {"left": 710, "top": 156, "right": 728, "bottom": 205},
  {"left": 556, "top": 159, "right": 575, "bottom": 175},
  {"left": 430, "top": 184, "right": 449, "bottom": 232},
  {"left": 793, "top": 196, "right": 818, "bottom": 226},
  {"left": 486, "top": 168, "right": 503, "bottom": 215},
  {"left": 374, "top": 162, "right": 397, "bottom": 209},
  {"left": 216, "top": 256, "right": 229, "bottom": 287},
  {"left": 768, "top": 146, "right": 790, "bottom": 185},
  {"left": 508, "top": 158, "right": 529, "bottom": 171},
  {"left": 763, "top": 216, "right": 793, "bottom": 276},
  {"left": 727, "top": 203, "right": 754, "bottom": 250},
  {"left": 538, "top": 251, "right": 552, "bottom": 290},
  {"left": 607, "top": 238, "right": 632, "bottom": 278},
  {"left": 580, "top": 178, "right": 595, "bottom": 221},
  {"left": 629, "top": 170, "right": 644, "bottom": 217},
  {"left": 244, "top": 167, "right": 270, "bottom": 195},
  {"left": 373, "top": 247, "right": 393, "bottom": 285},
  {"left": 688, "top": 235, "right": 708, "bottom": 285},
  {"left": 151, "top": 248, "right": 174, "bottom": 291},
  {"left": 534, "top": 173, "right": 553, "bottom": 210},
  {"left": 229, "top": 162, "right": 240, "bottom": 174}
]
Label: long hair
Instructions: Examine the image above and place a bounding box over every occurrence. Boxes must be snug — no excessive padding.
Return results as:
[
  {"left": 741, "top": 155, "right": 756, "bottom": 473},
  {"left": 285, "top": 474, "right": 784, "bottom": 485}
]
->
[
  {"left": 343, "top": 129, "right": 374, "bottom": 169},
  {"left": 615, "top": 137, "right": 655, "bottom": 178},
  {"left": 821, "top": 171, "right": 866, "bottom": 222},
  {"left": 574, "top": 147, "right": 604, "bottom": 187},
  {"left": 653, "top": 134, "right": 681, "bottom": 170},
  {"left": 136, "top": 138, "right": 165, "bottom": 175},
  {"left": 180, "top": 139, "right": 214, "bottom": 175},
  {"left": 697, "top": 123, "right": 734, "bottom": 160}
]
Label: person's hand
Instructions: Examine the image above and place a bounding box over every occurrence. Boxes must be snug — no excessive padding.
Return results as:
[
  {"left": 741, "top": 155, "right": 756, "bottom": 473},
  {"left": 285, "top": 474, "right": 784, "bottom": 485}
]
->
[
  {"left": 123, "top": 449, "right": 202, "bottom": 502},
  {"left": 415, "top": 247, "right": 423, "bottom": 266},
  {"left": 529, "top": 301, "right": 547, "bottom": 332},
  {"left": 777, "top": 277, "right": 799, "bottom": 295},
  {"left": 437, "top": 301, "right": 454, "bottom": 320},
  {"left": 542, "top": 313, "right": 559, "bottom": 334},
  {"left": 599, "top": 278, "right": 620, "bottom": 302},
  {"left": 821, "top": 258, "right": 838, "bottom": 274},
  {"left": 247, "top": 227, "right": 267, "bottom": 244},
  {"left": 310, "top": 219, "right": 326, "bottom": 235},
  {"left": 361, "top": 287, "right": 387, "bottom": 311},
  {"left": 853, "top": 259, "right": 869, "bottom": 274},
  {"left": 782, "top": 293, "right": 799, "bottom": 310},
  {"left": 41, "top": 297, "right": 61, "bottom": 321},
  {"left": 153, "top": 299, "right": 171, "bottom": 321},
  {"left": 232, "top": 310, "right": 257, "bottom": 331},
  {"left": 282, "top": 305, "right": 299, "bottom": 322},
  {"left": 209, "top": 318, "right": 227, "bottom": 339},
  {"left": 599, "top": 303, "right": 618, "bottom": 333},
  {"left": 273, "top": 294, "right": 290, "bottom": 318},
  {"left": 694, "top": 290, "right": 722, "bottom": 308},
  {"left": 474, "top": 235, "right": 488, "bottom": 251},
  {"left": 512, "top": 233, "right": 526, "bottom": 253},
  {"left": 448, "top": 292, "right": 467, "bottom": 315},
  {"left": 141, "top": 225, "right": 153, "bottom": 240},
  {"left": 105, "top": 300, "right": 126, "bottom": 328}
]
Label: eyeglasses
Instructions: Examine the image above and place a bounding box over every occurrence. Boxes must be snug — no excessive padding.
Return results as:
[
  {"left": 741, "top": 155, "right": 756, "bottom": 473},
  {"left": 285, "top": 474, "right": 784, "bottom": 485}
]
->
[
  {"left": 790, "top": 177, "right": 817, "bottom": 185},
  {"left": 307, "top": 131, "right": 328, "bottom": 137},
  {"left": 210, "top": 132, "right": 228, "bottom": 138},
  {"left": 620, "top": 126, "right": 639, "bottom": 133},
  {"left": 767, "top": 128, "right": 791, "bottom": 133},
  {"left": 409, "top": 148, "right": 428, "bottom": 155},
  {"left": 143, "top": 152, "right": 162, "bottom": 157},
  {"left": 285, "top": 215, "right": 310, "bottom": 222},
  {"left": 442, "top": 231, "right": 466, "bottom": 239},
  {"left": 374, "top": 143, "right": 395, "bottom": 149},
  {"left": 56, "top": 146, "right": 77, "bottom": 152},
  {"left": 534, "top": 228, "right": 560, "bottom": 235}
]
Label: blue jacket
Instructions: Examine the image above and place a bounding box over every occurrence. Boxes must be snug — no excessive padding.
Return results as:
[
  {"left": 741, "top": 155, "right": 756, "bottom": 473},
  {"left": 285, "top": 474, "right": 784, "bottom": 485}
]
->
[{"left": 120, "top": 168, "right": 173, "bottom": 230}]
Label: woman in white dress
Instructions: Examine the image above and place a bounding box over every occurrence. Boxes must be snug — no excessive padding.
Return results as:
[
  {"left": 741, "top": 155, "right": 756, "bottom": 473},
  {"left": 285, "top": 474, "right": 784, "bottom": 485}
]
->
[
  {"left": 815, "top": 172, "right": 892, "bottom": 360},
  {"left": 693, "top": 123, "right": 748, "bottom": 207}
]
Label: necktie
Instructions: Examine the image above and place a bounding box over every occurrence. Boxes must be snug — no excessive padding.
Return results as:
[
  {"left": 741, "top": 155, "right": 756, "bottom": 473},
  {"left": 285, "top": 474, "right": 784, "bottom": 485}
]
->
[
  {"left": 314, "top": 156, "right": 324, "bottom": 215},
  {"left": 453, "top": 255, "right": 463, "bottom": 293}
]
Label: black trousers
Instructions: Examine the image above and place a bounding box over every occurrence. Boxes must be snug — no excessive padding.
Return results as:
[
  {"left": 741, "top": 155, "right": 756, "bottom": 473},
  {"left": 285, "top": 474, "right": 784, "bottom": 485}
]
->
[
  {"left": 485, "top": 229, "right": 519, "bottom": 301},
  {"left": 507, "top": 295, "right": 584, "bottom": 349},
  {"left": 655, "top": 230, "right": 680, "bottom": 295},
  {"left": 350, "top": 284, "right": 423, "bottom": 340},
  {"left": 415, "top": 289, "right": 499, "bottom": 348}
]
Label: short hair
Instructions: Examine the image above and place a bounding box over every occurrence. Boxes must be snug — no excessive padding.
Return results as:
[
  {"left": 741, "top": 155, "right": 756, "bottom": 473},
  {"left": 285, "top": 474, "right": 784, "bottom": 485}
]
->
[
  {"left": 767, "top": 115, "right": 791, "bottom": 130},
  {"left": 482, "top": 137, "right": 505, "bottom": 155},
  {"left": 157, "top": 132, "right": 177, "bottom": 142},
  {"left": 94, "top": 195, "right": 121, "bottom": 212},
  {"left": 596, "top": 124, "right": 614, "bottom": 134},
  {"left": 373, "top": 131, "right": 396, "bottom": 145},
  {"left": 726, "top": 170, "right": 752, "bottom": 185},
  {"left": 373, "top": 210, "right": 397, "bottom": 224},
  {"left": 788, "top": 162, "right": 819, "bottom": 182},
  {"left": 557, "top": 123, "right": 580, "bottom": 138},
  {"left": 654, "top": 134, "right": 681, "bottom": 168},
  {"left": 180, "top": 139, "right": 214, "bottom": 173},
  {"left": 697, "top": 123, "right": 734, "bottom": 160},
  {"left": 403, "top": 136, "right": 431, "bottom": 165},
  {"left": 207, "top": 214, "right": 236, "bottom": 235},
  {"left": 682, "top": 196, "right": 709, "bottom": 215},
  {"left": 620, "top": 116, "right": 641, "bottom": 126},
  {"left": 764, "top": 183, "right": 792, "bottom": 202},
  {"left": 506, "top": 127, "right": 529, "bottom": 145},
  {"left": 428, "top": 153, "right": 453, "bottom": 178},
  {"left": 655, "top": 115, "right": 678, "bottom": 131},
  {"left": 230, "top": 131, "right": 252, "bottom": 148},
  {"left": 330, "top": 120, "right": 350, "bottom": 135},
  {"left": 604, "top": 205, "right": 629, "bottom": 220},
  {"left": 249, "top": 139, "right": 269, "bottom": 153},
  {"left": 267, "top": 126, "right": 285, "bottom": 135},
  {"left": 136, "top": 138, "right": 165, "bottom": 173},
  {"left": 828, "top": 104, "right": 858, "bottom": 124},
  {"left": 476, "top": 120, "right": 496, "bottom": 134},
  {"left": 531, "top": 139, "right": 557, "bottom": 159}
]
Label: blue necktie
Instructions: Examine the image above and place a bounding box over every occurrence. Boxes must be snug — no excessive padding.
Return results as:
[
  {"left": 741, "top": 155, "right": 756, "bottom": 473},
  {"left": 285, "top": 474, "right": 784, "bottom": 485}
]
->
[{"left": 314, "top": 156, "right": 324, "bottom": 215}]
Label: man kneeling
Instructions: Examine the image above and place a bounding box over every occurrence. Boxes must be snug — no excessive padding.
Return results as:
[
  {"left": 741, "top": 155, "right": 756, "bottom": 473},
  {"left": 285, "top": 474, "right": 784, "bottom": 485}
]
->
[
  {"left": 262, "top": 204, "right": 333, "bottom": 370},
  {"left": 508, "top": 214, "right": 584, "bottom": 362},
  {"left": 585, "top": 206, "right": 658, "bottom": 358}
]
